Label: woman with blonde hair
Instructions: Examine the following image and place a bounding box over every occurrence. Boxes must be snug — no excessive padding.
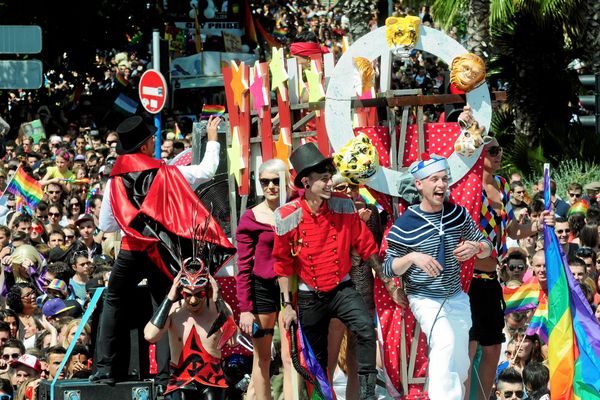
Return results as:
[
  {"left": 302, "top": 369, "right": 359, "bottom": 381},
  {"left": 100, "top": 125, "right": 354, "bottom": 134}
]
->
[
  {"left": 61, "top": 318, "right": 91, "bottom": 350},
  {"left": 236, "top": 158, "right": 294, "bottom": 399}
]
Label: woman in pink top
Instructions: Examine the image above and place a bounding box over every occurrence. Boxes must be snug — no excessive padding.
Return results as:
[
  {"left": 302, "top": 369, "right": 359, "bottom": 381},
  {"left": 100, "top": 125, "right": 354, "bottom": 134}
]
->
[{"left": 236, "top": 159, "right": 293, "bottom": 399}]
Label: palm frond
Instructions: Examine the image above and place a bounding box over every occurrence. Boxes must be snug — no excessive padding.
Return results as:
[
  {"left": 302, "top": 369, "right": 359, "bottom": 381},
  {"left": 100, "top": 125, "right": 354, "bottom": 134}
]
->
[
  {"left": 432, "top": 0, "right": 467, "bottom": 30},
  {"left": 490, "top": 0, "right": 516, "bottom": 26}
]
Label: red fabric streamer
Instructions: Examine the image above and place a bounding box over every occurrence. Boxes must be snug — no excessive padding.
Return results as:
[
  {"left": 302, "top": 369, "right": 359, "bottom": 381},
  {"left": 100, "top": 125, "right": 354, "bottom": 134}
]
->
[{"left": 290, "top": 42, "right": 329, "bottom": 57}]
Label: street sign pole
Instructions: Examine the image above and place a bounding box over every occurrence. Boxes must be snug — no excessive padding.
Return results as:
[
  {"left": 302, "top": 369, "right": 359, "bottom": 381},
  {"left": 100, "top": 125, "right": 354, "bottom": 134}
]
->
[{"left": 153, "top": 29, "right": 162, "bottom": 159}]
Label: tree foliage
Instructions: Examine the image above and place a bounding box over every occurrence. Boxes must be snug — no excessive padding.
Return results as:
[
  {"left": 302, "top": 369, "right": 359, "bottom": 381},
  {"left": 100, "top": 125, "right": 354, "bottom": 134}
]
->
[{"left": 432, "top": 0, "right": 600, "bottom": 176}]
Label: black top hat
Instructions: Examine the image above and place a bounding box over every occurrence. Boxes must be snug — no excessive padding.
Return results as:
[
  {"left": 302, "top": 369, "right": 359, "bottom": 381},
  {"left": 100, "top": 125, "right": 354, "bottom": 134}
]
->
[
  {"left": 116, "top": 116, "right": 157, "bottom": 155},
  {"left": 289, "top": 142, "right": 334, "bottom": 188}
]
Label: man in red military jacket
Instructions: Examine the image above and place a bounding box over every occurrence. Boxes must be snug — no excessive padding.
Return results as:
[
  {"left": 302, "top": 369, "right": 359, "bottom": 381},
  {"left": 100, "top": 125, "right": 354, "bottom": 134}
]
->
[{"left": 274, "top": 143, "right": 386, "bottom": 400}]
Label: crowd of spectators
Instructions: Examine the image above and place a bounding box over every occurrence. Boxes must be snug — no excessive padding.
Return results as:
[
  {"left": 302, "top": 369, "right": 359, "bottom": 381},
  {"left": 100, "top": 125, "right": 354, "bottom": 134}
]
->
[
  {"left": 0, "top": 3, "right": 595, "bottom": 399},
  {"left": 0, "top": 42, "right": 210, "bottom": 397}
]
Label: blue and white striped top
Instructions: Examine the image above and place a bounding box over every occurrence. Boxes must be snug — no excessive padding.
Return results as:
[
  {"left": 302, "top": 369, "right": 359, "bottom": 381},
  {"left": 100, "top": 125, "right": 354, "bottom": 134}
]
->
[{"left": 383, "top": 202, "right": 489, "bottom": 299}]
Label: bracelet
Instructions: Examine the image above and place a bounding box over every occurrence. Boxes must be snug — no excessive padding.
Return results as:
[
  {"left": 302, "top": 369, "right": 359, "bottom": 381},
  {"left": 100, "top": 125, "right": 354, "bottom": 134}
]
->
[
  {"left": 280, "top": 292, "right": 292, "bottom": 306},
  {"left": 477, "top": 241, "right": 484, "bottom": 256},
  {"left": 283, "top": 301, "right": 294, "bottom": 308},
  {"left": 150, "top": 296, "right": 173, "bottom": 329}
]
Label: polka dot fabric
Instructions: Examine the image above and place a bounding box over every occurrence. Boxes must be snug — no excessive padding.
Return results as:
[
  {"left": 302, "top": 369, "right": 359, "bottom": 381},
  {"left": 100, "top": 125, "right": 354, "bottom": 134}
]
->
[
  {"left": 358, "top": 123, "right": 484, "bottom": 399},
  {"left": 217, "top": 276, "right": 253, "bottom": 358}
]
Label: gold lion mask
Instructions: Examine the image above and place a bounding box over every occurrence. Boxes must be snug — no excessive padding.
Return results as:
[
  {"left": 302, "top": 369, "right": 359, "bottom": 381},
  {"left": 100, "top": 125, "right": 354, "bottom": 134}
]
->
[
  {"left": 333, "top": 133, "right": 380, "bottom": 185},
  {"left": 385, "top": 16, "right": 421, "bottom": 49},
  {"left": 450, "top": 53, "right": 486, "bottom": 92}
]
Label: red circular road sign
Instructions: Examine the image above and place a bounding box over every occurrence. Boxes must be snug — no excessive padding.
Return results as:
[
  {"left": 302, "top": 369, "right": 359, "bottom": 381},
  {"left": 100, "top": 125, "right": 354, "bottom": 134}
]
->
[{"left": 139, "top": 69, "right": 168, "bottom": 114}]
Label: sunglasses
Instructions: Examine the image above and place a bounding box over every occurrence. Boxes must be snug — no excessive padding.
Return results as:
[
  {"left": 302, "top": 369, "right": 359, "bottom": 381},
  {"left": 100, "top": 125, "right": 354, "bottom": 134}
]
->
[
  {"left": 569, "top": 192, "right": 582, "bottom": 198},
  {"left": 556, "top": 229, "right": 570, "bottom": 234},
  {"left": 487, "top": 146, "right": 503, "bottom": 157},
  {"left": 502, "top": 390, "right": 524, "bottom": 399},
  {"left": 334, "top": 183, "right": 358, "bottom": 192},
  {"left": 65, "top": 235, "right": 75, "bottom": 239},
  {"left": 106, "top": 140, "right": 117, "bottom": 146},
  {"left": 507, "top": 264, "right": 526, "bottom": 272},
  {"left": 2, "top": 352, "right": 20, "bottom": 360},
  {"left": 576, "top": 247, "right": 594, "bottom": 257},
  {"left": 47, "top": 190, "right": 61, "bottom": 195},
  {"left": 259, "top": 178, "right": 280, "bottom": 187}
]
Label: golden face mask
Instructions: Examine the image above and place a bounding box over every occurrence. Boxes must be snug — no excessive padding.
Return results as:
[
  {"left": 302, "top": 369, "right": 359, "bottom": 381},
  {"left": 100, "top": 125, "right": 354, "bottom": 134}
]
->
[
  {"left": 450, "top": 53, "right": 486, "bottom": 92},
  {"left": 353, "top": 57, "right": 375, "bottom": 96},
  {"left": 333, "top": 133, "right": 380, "bottom": 185},
  {"left": 385, "top": 16, "right": 422, "bottom": 49}
]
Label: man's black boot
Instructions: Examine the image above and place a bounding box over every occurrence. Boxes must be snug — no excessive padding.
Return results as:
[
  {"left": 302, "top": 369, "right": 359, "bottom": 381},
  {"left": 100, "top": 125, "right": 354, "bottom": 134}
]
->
[
  {"left": 89, "top": 371, "right": 115, "bottom": 385},
  {"left": 358, "top": 372, "right": 377, "bottom": 400}
]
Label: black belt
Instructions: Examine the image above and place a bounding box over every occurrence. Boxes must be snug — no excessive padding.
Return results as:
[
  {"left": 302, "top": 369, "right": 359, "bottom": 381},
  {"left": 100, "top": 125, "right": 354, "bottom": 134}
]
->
[{"left": 298, "top": 279, "right": 353, "bottom": 299}]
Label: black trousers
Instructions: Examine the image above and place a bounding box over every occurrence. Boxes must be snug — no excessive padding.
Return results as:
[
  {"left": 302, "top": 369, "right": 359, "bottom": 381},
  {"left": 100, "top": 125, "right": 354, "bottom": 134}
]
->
[
  {"left": 94, "top": 249, "right": 171, "bottom": 384},
  {"left": 297, "top": 281, "right": 377, "bottom": 375}
]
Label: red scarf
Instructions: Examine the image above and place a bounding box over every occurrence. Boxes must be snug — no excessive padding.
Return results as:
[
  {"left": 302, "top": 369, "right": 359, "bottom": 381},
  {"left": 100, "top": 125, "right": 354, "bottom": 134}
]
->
[{"left": 290, "top": 42, "right": 329, "bottom": 57}]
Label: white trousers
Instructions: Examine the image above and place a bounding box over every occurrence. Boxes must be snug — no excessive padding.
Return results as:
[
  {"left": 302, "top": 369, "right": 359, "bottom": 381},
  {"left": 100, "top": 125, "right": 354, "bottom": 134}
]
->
[{"left": 408, "top": 291, "right": 472, "bottom": 400}]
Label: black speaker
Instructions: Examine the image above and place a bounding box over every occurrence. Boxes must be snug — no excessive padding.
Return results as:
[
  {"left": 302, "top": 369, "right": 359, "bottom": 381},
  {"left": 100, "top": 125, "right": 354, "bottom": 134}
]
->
[{"left": 38, "top": 379, "right": 154, "bottom": 400}]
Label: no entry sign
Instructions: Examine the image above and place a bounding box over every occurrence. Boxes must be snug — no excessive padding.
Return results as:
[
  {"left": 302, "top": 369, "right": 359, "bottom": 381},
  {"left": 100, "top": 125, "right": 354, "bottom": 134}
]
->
[{"left": 139, "top": 69, "right": 168, "bottom": 114}]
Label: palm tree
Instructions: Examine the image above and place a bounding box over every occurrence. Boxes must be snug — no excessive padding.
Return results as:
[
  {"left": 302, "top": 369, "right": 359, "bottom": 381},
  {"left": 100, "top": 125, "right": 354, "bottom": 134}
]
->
[
  {"left": 581, "top": 0, "right": 600, "bottom": 74},
  {"left": 431, "top": 0, "right": 600, "bottom": 171},
  {"left": 466, "top": 0, "right": 491, "bottom": 61}
]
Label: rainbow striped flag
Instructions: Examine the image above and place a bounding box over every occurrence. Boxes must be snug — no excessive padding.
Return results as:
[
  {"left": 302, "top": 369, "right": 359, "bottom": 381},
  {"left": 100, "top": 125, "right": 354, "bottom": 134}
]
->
[
  {"left": 174, "top": 123, "right": 183, "bottom": 139},
  {"left": 295, "top": 321, "right": 333, "bottom": 400},
  {"left": 85, "top": 187, "right": 99, "bottom": 214},
  {"left": 543, "top": 164, "right": 600, "bottom": 400},
  {"left": 201, "top": 105, "right": 226, "bottom": 119},
  {"left": 6, "top": 167, "right": 44, "bottom": 213},
  {"left": 526, "top": 293, "right": 548, "bottom": 343},
  {"left": 115, "top": 71, "right": 129, "bottom": 87},
  {"left": 502, "top": 277, "right": 541, "bottom": 314},
  {"left": 61, "top": 177, "right": 90, "bottom": 185}
]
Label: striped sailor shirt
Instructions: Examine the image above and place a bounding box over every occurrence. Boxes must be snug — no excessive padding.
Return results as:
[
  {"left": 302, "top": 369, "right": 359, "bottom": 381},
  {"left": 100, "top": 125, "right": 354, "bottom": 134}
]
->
[{"left": 383, "top": 202, "right": 490, "bottom": 299}]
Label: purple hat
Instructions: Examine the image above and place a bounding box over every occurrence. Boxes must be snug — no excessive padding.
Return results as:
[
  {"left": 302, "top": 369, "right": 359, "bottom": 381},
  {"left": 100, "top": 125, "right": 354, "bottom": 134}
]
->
[{"left": 42, "top": 298, "right": 75, "bottom": 318}]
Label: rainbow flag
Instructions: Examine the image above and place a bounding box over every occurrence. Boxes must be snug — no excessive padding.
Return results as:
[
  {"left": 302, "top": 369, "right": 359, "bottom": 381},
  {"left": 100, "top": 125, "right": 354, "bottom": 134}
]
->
[
  {"left": 85, "top": 187, "right": 99, "bottom": 214},
  {"left": 61, "top": 178, "right": 90, "bottom": 185},
  {"left": 543, "top": 165, "right": 600, "bottom": 400},
  {"left": 174, "top": 123, "right": 183, "bottom": 139},
  {"left": 526, "top": 293, "right": 548, "bottom": 343},
  {"left": 502, "top": 277, "right": 541, "bottom": 314},
  {"left": 201, "top": 105, "right": 226, "bottom": 119},
  {"left": 295, "top": 321, "right": 333, "bottom": 400},
  {"left": 115, "top": 71, "right": 129, "bottom": 87},
  {"left": 6, "top": 167, "right": 44, "bottom": 213},
  {"left": 273, "top": 26, "right": 288, "bottom": 37}
]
